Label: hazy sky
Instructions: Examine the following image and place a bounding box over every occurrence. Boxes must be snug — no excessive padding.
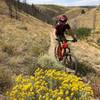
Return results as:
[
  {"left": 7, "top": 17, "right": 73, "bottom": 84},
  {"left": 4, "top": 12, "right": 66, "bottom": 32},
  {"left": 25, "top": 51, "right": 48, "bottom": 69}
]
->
[{"left": 23, "top": 0, "right": 100, "bottom": 6}]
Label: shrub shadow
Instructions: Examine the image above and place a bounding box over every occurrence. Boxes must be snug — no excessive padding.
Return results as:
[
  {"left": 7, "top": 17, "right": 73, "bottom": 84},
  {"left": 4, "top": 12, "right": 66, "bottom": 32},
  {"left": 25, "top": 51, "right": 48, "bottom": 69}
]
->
[{"left": 76, "top": 62, "right": 96, "bottom": 76}]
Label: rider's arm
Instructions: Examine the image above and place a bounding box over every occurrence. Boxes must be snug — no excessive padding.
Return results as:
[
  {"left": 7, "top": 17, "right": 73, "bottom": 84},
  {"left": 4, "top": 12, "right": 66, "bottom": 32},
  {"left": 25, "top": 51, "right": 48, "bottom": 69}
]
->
[
  {"left": 67, "top": 28, "right": 75, "bottom": 38},
  {"left": 53, "top": 23, "right": 60, "bottom": 38},
  {"left": 65, "top": 23, "right": 77, "bottom": 41},
  {"left": 67, "top": 29, "right": 77, "bottom": 42}
]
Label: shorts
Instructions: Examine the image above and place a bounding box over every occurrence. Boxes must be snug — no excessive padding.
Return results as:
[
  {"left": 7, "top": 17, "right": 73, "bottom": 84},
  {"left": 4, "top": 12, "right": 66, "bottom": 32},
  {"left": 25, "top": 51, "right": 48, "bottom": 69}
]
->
[
  {"left": 56, "top": 35, "right": 66, "bottom": 42},
  {"left": 55, "top": 35, "right": 68, "bottom": 49}
]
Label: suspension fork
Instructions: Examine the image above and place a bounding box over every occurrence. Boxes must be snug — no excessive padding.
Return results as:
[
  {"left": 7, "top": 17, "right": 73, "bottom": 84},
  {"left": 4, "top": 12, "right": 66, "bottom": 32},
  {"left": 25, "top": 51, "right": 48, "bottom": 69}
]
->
[
  {"left": 56, "top": 42, "right": 62, "bottom": 58},
  {"left": 68, "top": 47, "right": 72, "bottom": 62},
  {"left": 68, "top": 47, "right": 71, "bottom": 53}
]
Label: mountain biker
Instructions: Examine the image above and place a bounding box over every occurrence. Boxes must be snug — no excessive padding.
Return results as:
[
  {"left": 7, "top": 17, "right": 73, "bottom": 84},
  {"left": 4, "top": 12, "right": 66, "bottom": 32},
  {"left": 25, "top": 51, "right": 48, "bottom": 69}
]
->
[{"left": 53, "top": 15, "right": 77, "bottom": 61}]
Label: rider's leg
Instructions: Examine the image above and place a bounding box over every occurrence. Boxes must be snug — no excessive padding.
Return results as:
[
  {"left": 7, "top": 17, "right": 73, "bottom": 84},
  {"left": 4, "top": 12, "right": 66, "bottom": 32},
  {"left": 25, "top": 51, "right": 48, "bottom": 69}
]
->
[
  {"left": 59, "top": 42, "right": 64, "bottom": 60},
  {"left": 56, "top": 36, "right": 66, "bottom": 61},
  {"left": 60, "top": 36, "right": 67, "bottom": 60},
  {"left": 55, "top": 36, "right": 61, "bottom": 58}
]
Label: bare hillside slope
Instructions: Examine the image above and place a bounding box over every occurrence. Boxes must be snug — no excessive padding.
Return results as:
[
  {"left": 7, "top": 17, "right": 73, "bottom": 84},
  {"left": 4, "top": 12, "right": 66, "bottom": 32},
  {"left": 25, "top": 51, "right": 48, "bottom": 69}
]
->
[
  {"left": 0, "top": 0, "right": 52, "bottom": 75},
  {"left": 69, "top": 8, "right": 100, "bottom": 29}
]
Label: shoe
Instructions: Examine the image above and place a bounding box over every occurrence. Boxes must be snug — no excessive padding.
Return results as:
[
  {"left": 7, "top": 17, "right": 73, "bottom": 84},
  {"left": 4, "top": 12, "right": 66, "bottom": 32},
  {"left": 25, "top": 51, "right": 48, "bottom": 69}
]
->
[{"left": 59, "top": 57, "right": 63, "bottom": 61}]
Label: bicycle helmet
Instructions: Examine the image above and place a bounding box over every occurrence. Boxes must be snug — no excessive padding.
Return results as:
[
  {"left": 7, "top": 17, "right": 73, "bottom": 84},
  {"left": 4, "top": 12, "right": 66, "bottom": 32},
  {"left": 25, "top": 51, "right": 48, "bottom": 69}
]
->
[{"left": 57, "top": 15, "right": 68, "bottom": 22}]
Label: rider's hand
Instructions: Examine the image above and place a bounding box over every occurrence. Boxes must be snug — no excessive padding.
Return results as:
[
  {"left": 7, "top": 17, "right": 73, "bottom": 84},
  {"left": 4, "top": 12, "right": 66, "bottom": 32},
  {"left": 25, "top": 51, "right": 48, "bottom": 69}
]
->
[{"left": 72, "top": 38, "right": 77, "bottom": 42}]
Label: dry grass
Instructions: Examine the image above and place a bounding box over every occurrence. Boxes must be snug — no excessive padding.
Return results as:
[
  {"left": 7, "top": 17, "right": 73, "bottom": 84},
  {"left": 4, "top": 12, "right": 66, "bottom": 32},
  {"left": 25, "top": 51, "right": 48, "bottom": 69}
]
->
[
  {"left": 37, "top": 54, "right": 64, "bottom": 69},
  {"left": 86, "top": 74, "right": 100, "bottom": 99},
  {"left": 65, "top": 7, "right": 88, "bottom": 19},
  {"left": 38, "top": 4, "right": 69, "bottom": 14},
  {"left": 72, "top": 40, "right": 100, "bottom": 73},
  {"left": 0, "top": 11, "right": 52, "bottom": 75},
  {"left": 0, "top": 0, "right": 9, "bottom": 14},
  {"left": 35, "top": 4, "right": 70, "bottom": 24},
  {"left": 0, "top": 67, "right": 13, "bottom": 93},
  {"left": 0, "top": 0, "right": 53, "bottom": 94},
  {"left": 69, "top": 8, "right": 100, "bottom": 29}
]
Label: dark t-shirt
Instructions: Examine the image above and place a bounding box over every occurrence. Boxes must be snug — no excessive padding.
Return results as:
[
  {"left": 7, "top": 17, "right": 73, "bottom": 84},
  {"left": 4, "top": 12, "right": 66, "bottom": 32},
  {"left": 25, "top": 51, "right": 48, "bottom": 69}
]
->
[{"left": 55, "top": 22, "right": 71, "bottom": 37}]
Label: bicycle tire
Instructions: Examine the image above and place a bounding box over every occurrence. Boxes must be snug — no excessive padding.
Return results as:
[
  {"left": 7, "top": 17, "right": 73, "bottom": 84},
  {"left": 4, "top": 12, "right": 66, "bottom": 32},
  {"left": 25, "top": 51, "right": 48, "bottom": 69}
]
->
[
  {"left": 54, "top": 44, "right": 62, "bottom": 61},
  {"left": 63, "top": 53, "right": 78, "bottom": 74},
  {"left": 54, "top": 44, "right": 58, "bottom": 58}
]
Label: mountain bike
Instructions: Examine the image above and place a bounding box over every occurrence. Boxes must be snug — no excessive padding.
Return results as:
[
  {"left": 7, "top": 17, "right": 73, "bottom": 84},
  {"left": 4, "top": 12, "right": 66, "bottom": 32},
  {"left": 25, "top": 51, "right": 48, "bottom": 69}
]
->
[{"left": 54, "top": 38, "right": 78, "bottom": 74}]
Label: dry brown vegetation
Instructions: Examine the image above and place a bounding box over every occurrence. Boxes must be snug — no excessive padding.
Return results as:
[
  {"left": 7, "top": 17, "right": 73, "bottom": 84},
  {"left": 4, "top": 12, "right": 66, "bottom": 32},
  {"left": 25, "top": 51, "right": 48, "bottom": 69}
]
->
[
  {"left": 0, "top": 13, "right": 52, "bottom": 72},
  {"left": 65, "top": 7, "right": 88, "bottom": 19},
  {"left": 69, "top": 8, "right": 100, "bottom": 29},
  {"left": 0, "top": 0, "right": 53, "bottom": 94}
]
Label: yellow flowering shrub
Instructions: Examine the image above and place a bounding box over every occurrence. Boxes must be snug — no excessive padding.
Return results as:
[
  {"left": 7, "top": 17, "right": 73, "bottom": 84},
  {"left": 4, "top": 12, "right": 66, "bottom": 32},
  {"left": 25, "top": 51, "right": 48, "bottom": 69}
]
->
[{"left": 6, "top": 68, "right": 93, "bottom": 100}]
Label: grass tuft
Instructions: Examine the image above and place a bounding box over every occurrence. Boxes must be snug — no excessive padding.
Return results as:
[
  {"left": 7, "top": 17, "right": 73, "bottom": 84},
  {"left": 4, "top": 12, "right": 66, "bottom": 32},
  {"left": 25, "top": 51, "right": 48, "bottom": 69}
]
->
[
  {"left": 74, "top": 27, "right": 91, "bottom": 39},
  {"left": 37, "top": 54, "right": 64, "bottom": 69}
]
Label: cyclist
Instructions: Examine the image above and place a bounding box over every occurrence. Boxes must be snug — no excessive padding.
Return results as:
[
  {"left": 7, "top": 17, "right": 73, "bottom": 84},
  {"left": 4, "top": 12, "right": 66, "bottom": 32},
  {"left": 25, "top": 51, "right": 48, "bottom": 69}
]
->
[{"left": 53, "top": 15, "right": 77, "bottom": 61}]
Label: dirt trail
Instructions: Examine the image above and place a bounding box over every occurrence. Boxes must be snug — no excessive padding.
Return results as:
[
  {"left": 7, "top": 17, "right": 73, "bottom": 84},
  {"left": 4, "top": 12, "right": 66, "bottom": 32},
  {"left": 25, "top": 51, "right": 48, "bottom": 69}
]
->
[{"left": 48, "top": 29, "right": 56, "bottom": 57}]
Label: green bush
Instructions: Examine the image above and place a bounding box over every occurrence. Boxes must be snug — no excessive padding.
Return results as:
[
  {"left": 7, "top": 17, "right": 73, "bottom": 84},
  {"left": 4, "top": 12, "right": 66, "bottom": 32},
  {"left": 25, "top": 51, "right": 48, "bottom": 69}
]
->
[
  {"left": 37, "top": 54, "right": 64, "bottom": 69},
  {"left": 74, "top": 28, "right": 91, "bottom": 39}
]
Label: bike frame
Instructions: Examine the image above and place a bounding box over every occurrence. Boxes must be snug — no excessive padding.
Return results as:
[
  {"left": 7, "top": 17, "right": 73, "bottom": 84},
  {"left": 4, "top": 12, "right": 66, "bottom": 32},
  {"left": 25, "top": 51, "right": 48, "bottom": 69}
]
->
[
  {"left": 55, "top": 39, "right": 78, "bottom": 74},
  {"left": 55, "top": 39, "right": 70, "bottom": 61}
]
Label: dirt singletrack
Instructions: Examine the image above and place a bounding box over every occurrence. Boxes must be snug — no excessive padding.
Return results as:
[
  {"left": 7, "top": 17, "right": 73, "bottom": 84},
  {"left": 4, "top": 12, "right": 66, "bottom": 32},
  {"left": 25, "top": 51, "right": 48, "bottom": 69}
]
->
[{"left": 48, "top": 29, "right": 56, "bottom": 57}]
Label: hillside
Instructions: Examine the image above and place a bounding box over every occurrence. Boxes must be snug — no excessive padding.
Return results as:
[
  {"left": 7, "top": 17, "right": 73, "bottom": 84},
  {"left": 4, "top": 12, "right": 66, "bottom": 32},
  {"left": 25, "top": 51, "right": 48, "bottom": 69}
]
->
[
  {"left": 72, "top": 38, "right": 100, "bottom": 74},
  {"left": 37, "top": 4, "right": 70, "bottom": 23},
  {"left": 0, "top": 0, "right": 52, "bottom": 95},
  {"left": 0, "top": 0, "right": 9, "bottom": 14},
  {"left": 0, "top": 13, "right": 51, "bottom": 67},
  {"left": 5, "top": 0, "right": 98, "bottom": 27},
  {"left": 38, "top": 4, "right": 69, "bottom": 15},
  {"left": 4, "top": 0, "right": 70, "bottom": 24},
  {"left": 65, "top": 7, "right": 88, "bottom": 19},
  {"left": 0, "top": 2, "right": 52, "bottom": 72},
  {"left": 65, "top": 6, "right": 100, "bottom": 74},
  {"left": 69, "top": 8, "right": 100, "bottom": 29}
]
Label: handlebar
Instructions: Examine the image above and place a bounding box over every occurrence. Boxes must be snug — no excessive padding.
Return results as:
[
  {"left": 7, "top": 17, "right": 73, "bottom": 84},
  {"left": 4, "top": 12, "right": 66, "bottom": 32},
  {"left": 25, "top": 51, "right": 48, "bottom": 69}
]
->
[{"left": 56, "top": 38, "right": 77, "bottom": 42}]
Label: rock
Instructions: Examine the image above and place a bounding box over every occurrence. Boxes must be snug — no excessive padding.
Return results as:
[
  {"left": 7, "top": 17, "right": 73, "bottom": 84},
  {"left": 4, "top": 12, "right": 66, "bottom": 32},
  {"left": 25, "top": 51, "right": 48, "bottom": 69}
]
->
[{"left": 0, "top": 94, "right": 6, "bottom": 100}]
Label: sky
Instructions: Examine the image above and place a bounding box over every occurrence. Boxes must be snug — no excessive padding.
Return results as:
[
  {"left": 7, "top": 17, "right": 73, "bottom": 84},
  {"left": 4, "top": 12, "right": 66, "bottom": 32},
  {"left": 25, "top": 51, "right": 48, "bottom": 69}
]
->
[{"left": 23, "top": 0, "right": 100, "bottom": 6}]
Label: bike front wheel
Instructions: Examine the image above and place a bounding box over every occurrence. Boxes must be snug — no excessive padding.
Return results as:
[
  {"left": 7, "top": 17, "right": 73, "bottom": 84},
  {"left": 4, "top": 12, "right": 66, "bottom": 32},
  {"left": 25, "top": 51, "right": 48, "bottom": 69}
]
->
[
  {"left": 54, "top": 43, "right": 62, "bottom": 61},
  {"left": 63, "top": 53, "right": 78, "bottom": 74}
]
